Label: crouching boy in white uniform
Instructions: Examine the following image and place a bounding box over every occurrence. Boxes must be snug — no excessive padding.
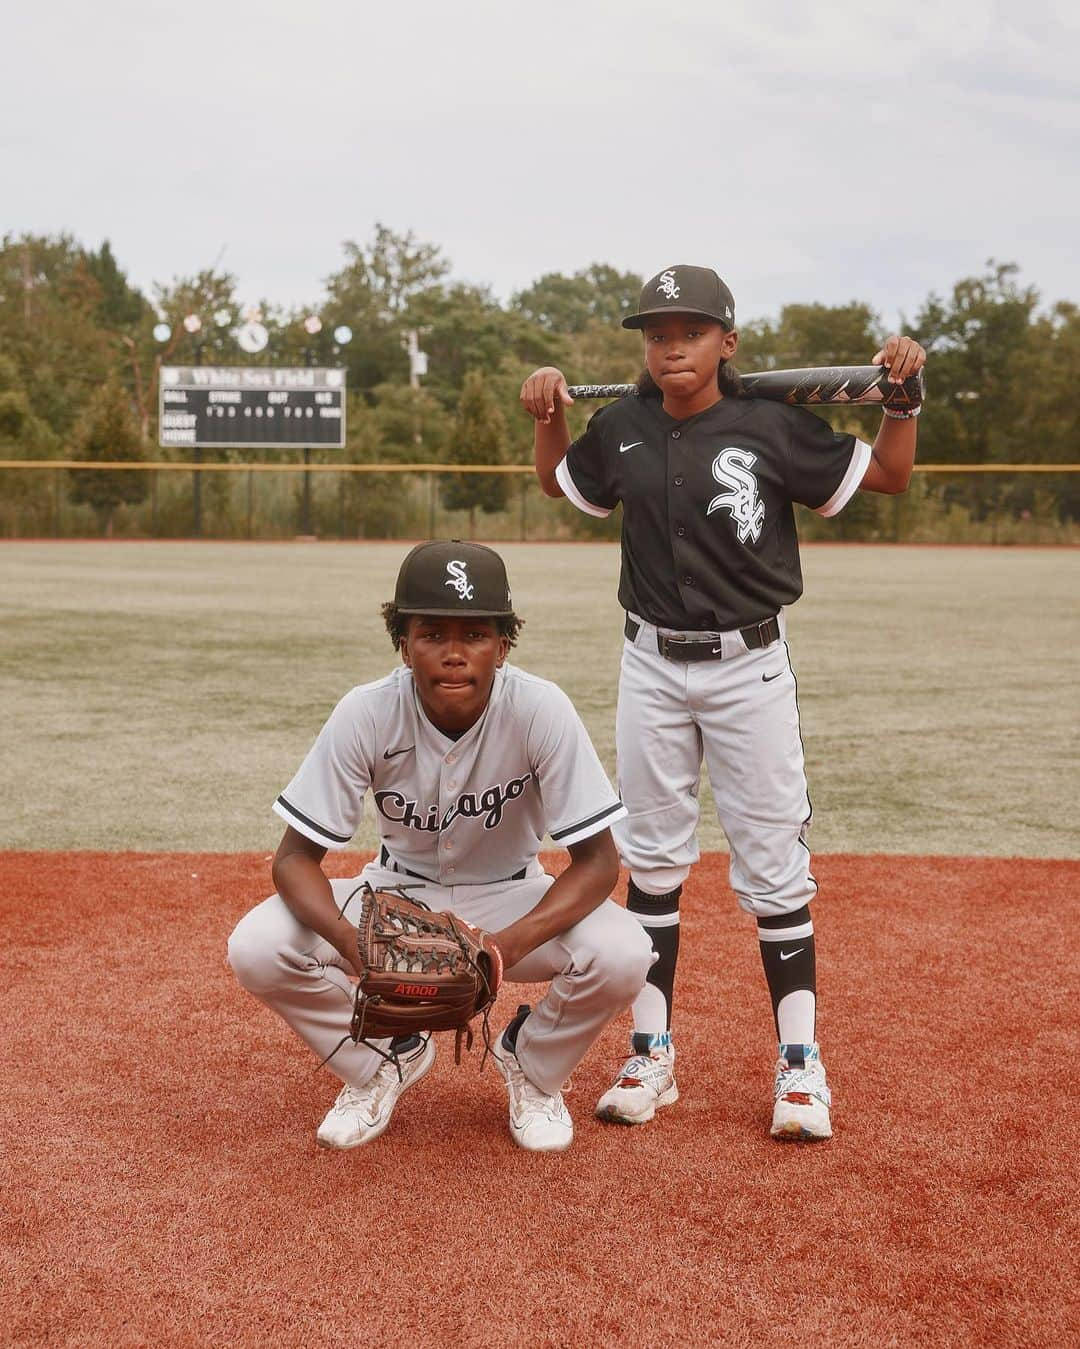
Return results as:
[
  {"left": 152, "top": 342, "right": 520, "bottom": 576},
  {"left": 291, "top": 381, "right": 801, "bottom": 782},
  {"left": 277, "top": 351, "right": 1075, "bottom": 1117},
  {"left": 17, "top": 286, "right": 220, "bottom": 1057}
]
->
[{"left": 228, "top": 540, "right": 653, "bottom": 1152}]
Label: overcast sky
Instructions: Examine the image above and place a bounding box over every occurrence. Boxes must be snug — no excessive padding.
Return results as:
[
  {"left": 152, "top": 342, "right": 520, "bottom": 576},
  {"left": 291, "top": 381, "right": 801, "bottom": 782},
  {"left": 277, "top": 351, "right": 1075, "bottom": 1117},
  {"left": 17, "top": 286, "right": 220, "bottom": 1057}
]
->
[{"left": 3, "top": 1, "right": 1077, "bottom": 331}]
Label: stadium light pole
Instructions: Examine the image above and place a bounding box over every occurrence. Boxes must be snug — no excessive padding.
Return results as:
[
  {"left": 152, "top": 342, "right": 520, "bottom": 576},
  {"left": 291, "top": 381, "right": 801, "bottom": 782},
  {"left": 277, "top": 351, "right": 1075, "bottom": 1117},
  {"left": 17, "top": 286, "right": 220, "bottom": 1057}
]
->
[
  {"left": 182, "top": 314, "right": 205, "bottom": 535},
  {"left": 157, "top": 309, "right": 233, "bottom": 537},
  {"left": 151, "top": 321, "right": 173, "bottom": 538},
  {"left": 332, "top": 325, "right": 353, "bottom": 541},
  {"left": 299, "top": 314, "right": 352, "bottom": 538},
  {"left": 404, "top": 327, "right": 430, "bottom": 450},
  {"left": 299, "top": 315, "right": 323, "bottom": 537}
]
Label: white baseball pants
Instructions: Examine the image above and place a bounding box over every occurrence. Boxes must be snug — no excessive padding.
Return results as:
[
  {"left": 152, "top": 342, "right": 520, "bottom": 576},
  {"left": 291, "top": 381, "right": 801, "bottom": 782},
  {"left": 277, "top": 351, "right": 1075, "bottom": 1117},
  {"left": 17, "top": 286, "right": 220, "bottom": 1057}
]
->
[
  {"left": 613, "top": 613, "right": 816, "bottom": 916},
  {"left": 228, "top": 862, "right": 653, "bottom": 1096}
]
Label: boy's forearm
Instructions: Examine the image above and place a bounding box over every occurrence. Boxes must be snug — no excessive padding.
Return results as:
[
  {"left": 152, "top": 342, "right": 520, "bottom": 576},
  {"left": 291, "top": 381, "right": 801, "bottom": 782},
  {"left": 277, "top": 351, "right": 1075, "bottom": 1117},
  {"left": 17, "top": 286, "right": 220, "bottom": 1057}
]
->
[
  {"left": 534, "top": 407, "right": 571, "bottom": 496},
  {"left": 273, "top": 852, "right": 359, "bottom": 967},
  {"left": 868, "top": 415, "right": 918, "bottom": 494},
  {"left": 491, "top": 841, "right": 617, "bottom": 968}
]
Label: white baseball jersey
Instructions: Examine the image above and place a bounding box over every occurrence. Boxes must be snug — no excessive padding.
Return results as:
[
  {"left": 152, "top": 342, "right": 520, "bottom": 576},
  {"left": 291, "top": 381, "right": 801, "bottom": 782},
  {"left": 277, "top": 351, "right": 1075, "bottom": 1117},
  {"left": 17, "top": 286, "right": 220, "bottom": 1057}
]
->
[{"left": 273, "top": 664, "right": 626, "bottom": 885}]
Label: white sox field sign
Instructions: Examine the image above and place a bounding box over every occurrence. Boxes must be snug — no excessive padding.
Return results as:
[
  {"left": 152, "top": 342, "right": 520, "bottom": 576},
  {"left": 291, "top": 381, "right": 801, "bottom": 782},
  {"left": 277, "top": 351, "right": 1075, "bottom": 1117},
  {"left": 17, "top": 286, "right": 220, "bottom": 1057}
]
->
[{"left": 159, "top": 366, "right": 346, "bottom": 450}]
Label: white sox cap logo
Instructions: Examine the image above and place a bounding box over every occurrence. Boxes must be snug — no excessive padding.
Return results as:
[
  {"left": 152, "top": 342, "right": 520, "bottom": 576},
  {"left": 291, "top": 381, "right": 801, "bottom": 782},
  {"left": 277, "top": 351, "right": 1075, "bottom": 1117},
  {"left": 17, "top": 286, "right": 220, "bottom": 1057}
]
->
[
  {"left": 656, "top": 269, "right": 680, "bottom": 300},
  {"left": 707, "top": 448, "right": 765, "bottom": 545},
  {"left": 444, "top": 559, "right": 475, "bottom": 601}
]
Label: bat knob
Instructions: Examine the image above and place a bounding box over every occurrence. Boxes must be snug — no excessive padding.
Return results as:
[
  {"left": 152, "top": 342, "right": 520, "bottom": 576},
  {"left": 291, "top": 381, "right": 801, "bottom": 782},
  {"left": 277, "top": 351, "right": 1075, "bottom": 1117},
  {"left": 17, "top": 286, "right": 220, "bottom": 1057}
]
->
[{"left": 882, "top": 368, "right": 925, "bottom": 410}]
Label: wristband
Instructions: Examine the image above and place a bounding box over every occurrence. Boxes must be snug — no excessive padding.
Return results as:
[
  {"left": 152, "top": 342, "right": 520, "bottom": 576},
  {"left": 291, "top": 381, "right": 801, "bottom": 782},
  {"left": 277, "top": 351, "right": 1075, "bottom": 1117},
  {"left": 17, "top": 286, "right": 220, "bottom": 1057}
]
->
[{"left": 883, "top": 404, "right": 921, "bottom": 420}]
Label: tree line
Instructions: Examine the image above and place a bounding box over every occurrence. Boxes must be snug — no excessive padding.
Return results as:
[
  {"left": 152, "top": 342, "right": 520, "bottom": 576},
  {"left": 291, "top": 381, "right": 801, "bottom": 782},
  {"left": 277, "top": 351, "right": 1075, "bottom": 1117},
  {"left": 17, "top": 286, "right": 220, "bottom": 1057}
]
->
[{"left": 0, "top": 228, "right": 1076, "bottom": 535}]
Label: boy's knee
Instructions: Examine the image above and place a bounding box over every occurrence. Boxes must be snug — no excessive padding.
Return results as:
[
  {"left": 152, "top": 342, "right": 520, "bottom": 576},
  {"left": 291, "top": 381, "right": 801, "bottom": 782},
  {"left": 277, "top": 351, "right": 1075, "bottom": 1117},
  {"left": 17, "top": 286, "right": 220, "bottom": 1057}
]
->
[
  {"left": 730, "top": 837, "right": 817, "bottom": 919},
  {"left": 227, "top": 911, "right": 279, "bottom": 993},
  {"left": 586, "top": 915, "right": 655, "bottom": 1003},
  {"left": 628, "top": 864, "right": 692, "bottom": 895}
]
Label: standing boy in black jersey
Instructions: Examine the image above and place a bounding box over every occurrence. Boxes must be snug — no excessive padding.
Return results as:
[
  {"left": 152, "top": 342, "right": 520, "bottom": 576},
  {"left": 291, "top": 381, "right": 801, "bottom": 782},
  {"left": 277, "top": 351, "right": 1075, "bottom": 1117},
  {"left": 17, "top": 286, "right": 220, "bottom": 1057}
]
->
[{"left": 520, "top": 265, "right": 925, "bottom": 1139}]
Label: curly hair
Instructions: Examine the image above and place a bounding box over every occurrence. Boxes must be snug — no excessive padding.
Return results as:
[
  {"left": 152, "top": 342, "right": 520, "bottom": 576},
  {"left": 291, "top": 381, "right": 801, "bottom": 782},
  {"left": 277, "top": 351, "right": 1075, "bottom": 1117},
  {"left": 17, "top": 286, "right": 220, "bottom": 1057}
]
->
[
  {"left": 381, "top": 602, "right": 524, "bottom": 651},
  {"left": 635, "top": 359, "right": 743, "bottom": 400}
]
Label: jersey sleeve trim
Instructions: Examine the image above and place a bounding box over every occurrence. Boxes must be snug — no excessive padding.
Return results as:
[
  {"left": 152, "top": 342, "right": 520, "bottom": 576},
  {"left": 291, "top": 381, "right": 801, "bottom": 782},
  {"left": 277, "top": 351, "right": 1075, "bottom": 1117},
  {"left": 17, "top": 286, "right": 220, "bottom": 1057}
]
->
[
  {"left": 549, "top": 799, "right": 627, "bottom": 847},
  {"left": 555, "top": 457, "right": 612, "bottom": 519},
  {"left": 816, "top": 438, "right": 872, "bottom": 517},
  {"left": 273, "top": 795, "right": 353, "bottom": 850}
]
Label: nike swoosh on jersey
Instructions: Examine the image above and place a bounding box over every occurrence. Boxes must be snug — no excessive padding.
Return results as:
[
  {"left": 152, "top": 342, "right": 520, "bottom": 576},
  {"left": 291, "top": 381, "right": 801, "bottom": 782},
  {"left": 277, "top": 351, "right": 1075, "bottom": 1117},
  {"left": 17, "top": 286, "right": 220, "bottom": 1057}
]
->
[
  {"left": 619, "top": 441, "right": 643, "bottom": 453},
  {"left": 383, "top": 745, "right": 415, "bottom": 759},
  {"left": 762, "top": 670, "right": 784, "bottom": 682}
]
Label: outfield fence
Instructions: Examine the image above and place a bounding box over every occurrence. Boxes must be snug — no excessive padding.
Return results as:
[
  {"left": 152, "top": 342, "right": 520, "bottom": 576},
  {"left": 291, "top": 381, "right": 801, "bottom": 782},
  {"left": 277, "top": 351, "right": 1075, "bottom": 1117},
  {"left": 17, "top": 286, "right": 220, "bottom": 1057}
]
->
[{"left": 1, "top": 460, "right": 1078, "bottom": 545}]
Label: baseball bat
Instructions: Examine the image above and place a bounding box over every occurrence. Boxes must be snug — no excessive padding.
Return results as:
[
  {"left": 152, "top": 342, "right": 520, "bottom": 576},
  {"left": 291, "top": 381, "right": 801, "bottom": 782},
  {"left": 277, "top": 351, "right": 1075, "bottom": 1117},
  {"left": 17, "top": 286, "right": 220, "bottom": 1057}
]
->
[{"left": 566, "top": 365, "right": 925, "bottom": 410}]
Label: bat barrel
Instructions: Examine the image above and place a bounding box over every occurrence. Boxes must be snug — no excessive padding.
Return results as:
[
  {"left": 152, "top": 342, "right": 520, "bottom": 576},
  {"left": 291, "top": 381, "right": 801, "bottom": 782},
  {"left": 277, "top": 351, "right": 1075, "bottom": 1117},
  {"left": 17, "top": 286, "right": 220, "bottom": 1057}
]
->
[{"left": 739, "top": 365, "right": 924, "bottom": 409}]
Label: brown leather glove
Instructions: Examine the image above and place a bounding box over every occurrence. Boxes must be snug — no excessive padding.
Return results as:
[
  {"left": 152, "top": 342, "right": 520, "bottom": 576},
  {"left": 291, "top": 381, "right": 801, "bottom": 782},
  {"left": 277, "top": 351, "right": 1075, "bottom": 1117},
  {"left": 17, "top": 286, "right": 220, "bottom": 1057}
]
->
[{"left": 346, "top": 883, "right": 504, "bottom": 1062}]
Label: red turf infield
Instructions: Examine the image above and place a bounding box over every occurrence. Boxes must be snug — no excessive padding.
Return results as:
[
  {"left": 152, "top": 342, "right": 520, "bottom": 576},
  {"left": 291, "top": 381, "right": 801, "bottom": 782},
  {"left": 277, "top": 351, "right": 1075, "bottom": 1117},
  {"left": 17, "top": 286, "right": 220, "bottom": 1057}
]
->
[{"left": 2, "top": 850, "right": 1076, "bottom": 1347}]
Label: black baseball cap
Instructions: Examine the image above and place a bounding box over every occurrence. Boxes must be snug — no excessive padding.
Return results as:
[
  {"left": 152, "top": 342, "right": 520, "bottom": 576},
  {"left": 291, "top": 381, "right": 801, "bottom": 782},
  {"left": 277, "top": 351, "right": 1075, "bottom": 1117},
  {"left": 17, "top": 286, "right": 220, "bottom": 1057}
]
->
[
  {"left": 622, "top": 265, "right": 736, "bottom": 330},
  {"left": 393, "top": 540, "right": 514, "bottom": 617}
]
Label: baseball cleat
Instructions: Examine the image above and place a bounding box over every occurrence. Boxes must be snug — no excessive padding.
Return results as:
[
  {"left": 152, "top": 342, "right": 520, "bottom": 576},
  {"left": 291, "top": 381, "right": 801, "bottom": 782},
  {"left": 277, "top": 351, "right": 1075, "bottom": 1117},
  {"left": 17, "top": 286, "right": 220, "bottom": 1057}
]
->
[
  {"left": 595, "top": 1038, "right": 678, "bottom": 1126},
  {"left": 770, "top": 1042, "right": 832, "bottom": 1141},
  {"left": 316, "top": 1035, "right": 435, "bottom": 1150},
  {"left": 492, "top": 1006, "right": 573, "bottom": 1153}
]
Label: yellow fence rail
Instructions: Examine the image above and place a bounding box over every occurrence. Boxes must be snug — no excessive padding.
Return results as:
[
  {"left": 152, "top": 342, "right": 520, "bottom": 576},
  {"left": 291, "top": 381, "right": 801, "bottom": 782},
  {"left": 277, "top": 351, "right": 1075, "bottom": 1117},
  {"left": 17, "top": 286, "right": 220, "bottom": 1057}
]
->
[
  {"left": 3, "top": 460, "right": 1079, "bottom": 474},
  {"left": 1, "top": 461, "right": 531, "bottom": 473}
]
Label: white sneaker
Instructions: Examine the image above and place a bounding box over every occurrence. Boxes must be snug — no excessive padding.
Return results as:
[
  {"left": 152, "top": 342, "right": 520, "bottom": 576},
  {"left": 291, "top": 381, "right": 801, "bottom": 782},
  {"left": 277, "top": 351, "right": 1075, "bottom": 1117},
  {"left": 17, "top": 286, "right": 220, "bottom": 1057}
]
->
[
  {"left": 316, "top": 1036, "right": 435, "bottom": 1150},
  {"left": 595, "top": 1044, "right": 678, "bottom": 1125},
  {"left": 771, "top": 1043, "right": 832, "bottom": 1141},
  {"left": 492, "top": 1011, "right": 573, "bottom": 1153}
]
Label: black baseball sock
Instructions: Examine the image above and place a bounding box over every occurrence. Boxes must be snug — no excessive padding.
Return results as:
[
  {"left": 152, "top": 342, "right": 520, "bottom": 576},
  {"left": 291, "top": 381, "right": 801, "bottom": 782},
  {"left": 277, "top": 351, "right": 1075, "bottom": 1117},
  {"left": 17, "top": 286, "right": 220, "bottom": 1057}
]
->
[
  {"left": 502, "top": 1003, "right": 531, "bottom": 1052},
  {"left": 627, "top": 879, "right": 682, "bottom": 1041},
  {"left": 757, "top": 905, "right": 816, "bottom": 1044}
]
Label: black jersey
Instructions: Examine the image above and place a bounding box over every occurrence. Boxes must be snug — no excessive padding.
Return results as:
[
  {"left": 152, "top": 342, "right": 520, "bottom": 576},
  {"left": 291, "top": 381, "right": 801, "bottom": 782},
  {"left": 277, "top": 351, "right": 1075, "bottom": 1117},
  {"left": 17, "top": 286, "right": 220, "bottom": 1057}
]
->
[{"left": 556, "top": 394, "right": 870, "bottom": 630}]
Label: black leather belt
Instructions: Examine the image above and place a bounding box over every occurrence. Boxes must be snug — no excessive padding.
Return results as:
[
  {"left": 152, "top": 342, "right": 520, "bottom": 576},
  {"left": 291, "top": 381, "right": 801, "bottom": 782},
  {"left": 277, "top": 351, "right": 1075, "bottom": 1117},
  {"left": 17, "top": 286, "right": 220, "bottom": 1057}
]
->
[
  {"left": 624, "top": 613, "right": 781, "bottom": 662},
  {"left": 378, "top": 845, "right": 526, "bottom": 883}
]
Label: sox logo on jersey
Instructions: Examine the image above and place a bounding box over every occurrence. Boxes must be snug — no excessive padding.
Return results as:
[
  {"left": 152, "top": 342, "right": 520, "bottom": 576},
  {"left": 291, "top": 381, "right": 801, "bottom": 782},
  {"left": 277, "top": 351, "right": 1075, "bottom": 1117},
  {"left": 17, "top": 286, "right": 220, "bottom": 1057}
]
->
[
  {"left": 707, "top": 448, "right": 765, "bottom": 544},
  {"left": 444, "top": 559, "right": 475, "bottom": 601}
]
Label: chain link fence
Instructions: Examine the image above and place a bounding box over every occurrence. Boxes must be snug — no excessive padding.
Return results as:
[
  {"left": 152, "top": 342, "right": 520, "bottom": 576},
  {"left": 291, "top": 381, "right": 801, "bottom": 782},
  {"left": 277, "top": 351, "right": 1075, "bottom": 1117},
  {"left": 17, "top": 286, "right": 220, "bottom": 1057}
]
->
[{"left": 1, "top": 461, "right": 1078, "bottom": 544}]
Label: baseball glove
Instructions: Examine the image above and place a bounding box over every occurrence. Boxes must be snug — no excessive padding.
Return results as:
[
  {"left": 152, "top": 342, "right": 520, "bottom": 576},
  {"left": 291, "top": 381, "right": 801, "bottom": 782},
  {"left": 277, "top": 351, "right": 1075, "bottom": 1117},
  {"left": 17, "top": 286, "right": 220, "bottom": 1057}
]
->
[{"left": 334, "top": 882, "right": 504, "bottom": 1072}]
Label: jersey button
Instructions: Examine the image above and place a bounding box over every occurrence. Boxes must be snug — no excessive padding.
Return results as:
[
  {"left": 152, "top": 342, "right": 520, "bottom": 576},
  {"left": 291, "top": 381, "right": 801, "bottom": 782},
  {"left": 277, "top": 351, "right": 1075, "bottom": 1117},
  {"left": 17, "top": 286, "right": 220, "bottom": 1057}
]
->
[
  {"left": 671, "top": 430, "right": 681, "bottom": 439},
  {"left": 674, "top": 476, "right": 684, "bottom": 486}
]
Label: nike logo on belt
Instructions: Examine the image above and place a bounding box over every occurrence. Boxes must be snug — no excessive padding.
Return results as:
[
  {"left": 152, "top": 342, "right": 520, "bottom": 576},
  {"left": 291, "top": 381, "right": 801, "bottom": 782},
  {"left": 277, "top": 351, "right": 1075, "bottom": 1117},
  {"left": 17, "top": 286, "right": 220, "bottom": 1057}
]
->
[
  {"left": 619, "top": 441, "right": 643, "bottom": 453},
  {"left": 383, "top": 746, "right": 415, "bottom": 759},
  {"left": 779, "top": 948, "right": 804, "bottom": 961}
]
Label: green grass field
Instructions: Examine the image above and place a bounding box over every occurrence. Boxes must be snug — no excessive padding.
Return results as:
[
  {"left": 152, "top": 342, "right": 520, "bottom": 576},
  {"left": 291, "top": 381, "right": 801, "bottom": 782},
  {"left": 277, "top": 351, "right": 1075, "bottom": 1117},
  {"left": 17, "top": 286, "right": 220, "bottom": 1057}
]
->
[{"left": 2, "top": 541, "right": 1077, "bottom": 856}]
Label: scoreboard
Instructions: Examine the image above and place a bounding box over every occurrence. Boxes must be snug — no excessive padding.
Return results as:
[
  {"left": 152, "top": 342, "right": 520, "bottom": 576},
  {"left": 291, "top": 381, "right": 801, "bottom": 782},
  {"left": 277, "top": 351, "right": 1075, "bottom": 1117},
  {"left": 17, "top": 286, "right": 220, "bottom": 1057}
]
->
[{"left": 159, "top": 366, "right": 346, "bottom": 449}]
